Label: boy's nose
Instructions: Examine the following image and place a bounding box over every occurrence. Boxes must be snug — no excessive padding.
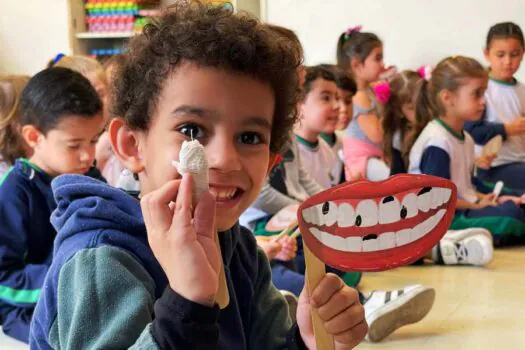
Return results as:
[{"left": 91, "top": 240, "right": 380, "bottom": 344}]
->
[{"left": 206, "top": 137, "right": 242, "bottom": 173}]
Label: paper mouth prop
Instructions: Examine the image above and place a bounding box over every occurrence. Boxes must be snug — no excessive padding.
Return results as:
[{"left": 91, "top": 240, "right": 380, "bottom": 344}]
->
[{"left": 298, "top": 174, "right": 457, "bottom": 271}]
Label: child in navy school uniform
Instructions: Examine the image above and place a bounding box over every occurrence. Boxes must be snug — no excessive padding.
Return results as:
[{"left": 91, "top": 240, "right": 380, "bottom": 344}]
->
[
  {"left": 0, "top": 67, "right": 105, "bottom": 343},
  {"left": 408, "top": 56, "right": 525, "bottom": 245}
]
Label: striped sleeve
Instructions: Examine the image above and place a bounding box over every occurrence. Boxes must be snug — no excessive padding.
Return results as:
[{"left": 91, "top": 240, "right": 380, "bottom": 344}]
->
[{"left": 0, "top": 178, "right": 48, "bottom": 307}]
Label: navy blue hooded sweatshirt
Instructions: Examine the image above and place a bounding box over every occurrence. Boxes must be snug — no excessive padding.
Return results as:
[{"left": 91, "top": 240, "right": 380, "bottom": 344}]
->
[{"left": 29, "top": 175, "right": 305, "bottom": 349}]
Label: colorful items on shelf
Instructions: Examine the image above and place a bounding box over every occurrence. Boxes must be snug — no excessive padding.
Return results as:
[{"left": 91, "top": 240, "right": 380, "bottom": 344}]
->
[
  {"left": 85, "top": 0, "right": 160, "bottom": 33},
  {"left": 87, "top": 15, "right": 135, "bottom": 32},
  {"left": 90, "top": 48, "right": 125, "bottom": 56}
]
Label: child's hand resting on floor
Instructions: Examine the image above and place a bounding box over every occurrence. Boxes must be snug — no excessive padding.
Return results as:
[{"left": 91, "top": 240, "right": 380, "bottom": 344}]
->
[
  {"left": 297, "top": 273, "right": 367, "bottom": 349},
  {"left": 141, "top": 174, "right": 220, "bottom": 307}
]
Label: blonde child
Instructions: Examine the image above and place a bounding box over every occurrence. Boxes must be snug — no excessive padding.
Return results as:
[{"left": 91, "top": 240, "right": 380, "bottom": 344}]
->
[
  {"left": 336, "top": 26, "right": 389, "bottom": 181},
  {"left": 30, "top": 3, "right": 368, "bottom": 348},
  {"left": 382, "top": 70, "right": 493, "bottom": 266},
  {"left": 0, "top": 75, "right": 30, "bottom": 176},
  {"left": 465, "top": 22, "right": 525, "bottom": 192},
  {"left": 409, "top": 56, "right": 525, "bottom": 246}
]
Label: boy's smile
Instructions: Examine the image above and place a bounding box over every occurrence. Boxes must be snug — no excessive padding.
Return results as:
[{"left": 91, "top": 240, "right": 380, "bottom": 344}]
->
[{"left": 129, "top": 62, "right": 275, "bottom": 231}]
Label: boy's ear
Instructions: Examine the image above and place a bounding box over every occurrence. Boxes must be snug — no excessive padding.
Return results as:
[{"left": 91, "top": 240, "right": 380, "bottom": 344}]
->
[
  {"left": 483, "top": 48, "right": 490, "bottom": 62},
  {"left": 108, "top": 118, "right": 145, "bottom": 174},
  {"left": 21, "top": 125, "right": 42, "bottom": 149}
]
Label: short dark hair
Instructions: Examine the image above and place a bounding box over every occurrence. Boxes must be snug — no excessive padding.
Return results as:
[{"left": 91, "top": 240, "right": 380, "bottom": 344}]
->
[
  {"left": 317, "top": 64, "right": 357, "bottom": 95},
  {"left": 111, "top": 1, "right": 301, "bottom": 154},
  {"left": 486, "top": 22, "right": 524, "bottom": 48},
  {"left": 20, "top": 67, "right": 102, "bottom": 134},
  {"left": 301, "top": 65, "right": 338, "bottom": 99}
]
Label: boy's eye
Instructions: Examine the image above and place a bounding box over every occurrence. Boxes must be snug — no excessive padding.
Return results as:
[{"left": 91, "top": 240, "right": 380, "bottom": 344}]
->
[
  {"left": 68, "top": 144, "right": 81, "bottom": 150},
  {"left": 177, "top": 124, "right": 205, "bottom": 139},
  {"left": 239, "top": 132, "right": 263, "bottom": 145}
]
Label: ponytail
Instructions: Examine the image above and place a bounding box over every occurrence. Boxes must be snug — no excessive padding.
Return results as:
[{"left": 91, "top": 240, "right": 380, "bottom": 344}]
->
[
  {"left": 404, "top": 79, "right": 432, "bottom": 165},
  {"left": 337, "top": 33, "right": 350, "bottom": 71}
]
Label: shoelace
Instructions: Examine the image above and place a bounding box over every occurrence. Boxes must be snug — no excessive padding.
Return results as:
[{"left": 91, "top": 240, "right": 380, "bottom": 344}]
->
[{"left": 454, "top": 242, "right": 469, "bottom": 262}]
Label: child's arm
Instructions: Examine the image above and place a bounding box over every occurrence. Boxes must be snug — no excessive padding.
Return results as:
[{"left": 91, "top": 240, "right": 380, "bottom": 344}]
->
[
  {"left": 464, "top": 119, "right": 507, "bottom": 144},
  {"left": 30, "top": 245, "right": 220, "bottom": 349},
  {"left": 251, "top": 180, "right": 299, "bottom": 215},
  {"left": 354, "top": 91, "right": 384, "bottom": 144},
  {"left": 357, "top": 113, "right": 384, "bottom": 144},
  {"left": 0, "top": 191, "right": 50, "bottom": 308}
]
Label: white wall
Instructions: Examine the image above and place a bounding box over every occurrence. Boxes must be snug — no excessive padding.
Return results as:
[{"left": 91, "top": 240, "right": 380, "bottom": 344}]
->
[
  {"left": 266, "top": 0, "right": 525, "bottom": 81},
  {"left": 0, "top": 0, "right": 71, "bottom": 76}
]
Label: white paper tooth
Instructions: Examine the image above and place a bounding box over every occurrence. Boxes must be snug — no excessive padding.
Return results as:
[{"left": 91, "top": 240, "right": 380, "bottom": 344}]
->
[
  {"left": 401, "top": 193, "right": 418, "bottom": 218},
  {"left": 441, "top": 188, "right": 452, "bottom": 203},
  {"left": 362, "top": 239, "right": 379, "bottom": 252},
  {"left": 337, "top": 203, "right": 355, "bottom": 228},
  {"left": 346, "top": 236, "right": 362, "bottom": 252},
  {"left": 302, "top": 208, "right": 312, "bottom": 224},
  {"left": 355, "top": 200, "right": 378, "bottom": 227},
  {"left": 323, "top": 202, "right": 338, "bottom": 227},
  {"left": 314, "top": 204, "right": 324, "bottom": 226},
  {"left": 321, "top": 231, "right": 347, "bottom": 251},
  {"left": 379, "top": 232, "right": 396, "bottom": 250},
  {"left": 311, "top": 227, "right": 323, "bottom": 242},
  {"left": 418, "top": 190, "right": 432, "bottom": 212},
  {"left": 435, "top": 208, "right": 446, "bottom": 223},
  {"left": 431, "top": 189, "right": 441, "bottom": 210},
  {"left": 396, "top": 229, "right": 411, "bottom": 246},
  {"left": 379, "top": 197, "right": 401, "bottom": 224}
]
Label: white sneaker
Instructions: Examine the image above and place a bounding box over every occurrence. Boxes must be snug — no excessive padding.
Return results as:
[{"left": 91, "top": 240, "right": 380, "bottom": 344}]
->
[
  {"left": 364, "top": 285, "right": 435, "bottom": 342},
  {"left": 432, "top": 229, "right": 493, "bottom": 266}
]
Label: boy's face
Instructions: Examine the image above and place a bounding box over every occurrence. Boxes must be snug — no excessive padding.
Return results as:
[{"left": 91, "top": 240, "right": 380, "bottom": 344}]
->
[
  {"left": 29, "top": 115, "right": 105, "bottom": 177},
  {"left": 336, "top": 89, "right": 353, "bottom": 130},
  {"left": 300, "top": 78, "right": 340, "bottom": 135},
  {"left": 126, "top": 63, "right": 275, "bottom": 231}
]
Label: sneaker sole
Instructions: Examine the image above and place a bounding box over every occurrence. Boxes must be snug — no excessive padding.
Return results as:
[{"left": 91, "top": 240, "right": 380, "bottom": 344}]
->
[
  {"left": 464, "top": 236, "right": 493, "bottom": 266},
  {"left": 366, "top": 287, "right": 435, "bottom": 342}
]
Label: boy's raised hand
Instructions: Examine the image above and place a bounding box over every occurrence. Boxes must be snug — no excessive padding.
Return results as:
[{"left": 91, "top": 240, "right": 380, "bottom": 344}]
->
[
  {"left": 141, "top": 173, "right": 220, "bottom": 307},
  {"left": 296, "top": 273, "right": 368, "bottom": 349}
]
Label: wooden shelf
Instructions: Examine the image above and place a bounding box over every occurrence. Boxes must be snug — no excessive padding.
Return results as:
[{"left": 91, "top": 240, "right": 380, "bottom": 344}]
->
[{"left": 76, "top": 32, "right": 135, "bottom": 39}]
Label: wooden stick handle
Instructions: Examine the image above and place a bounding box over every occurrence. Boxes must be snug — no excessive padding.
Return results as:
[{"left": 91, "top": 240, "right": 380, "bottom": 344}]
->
[
  {"left": 272, "top": 220, "right": 298, "bottom": 242},
  {"left": 304, "top": 243, "right": 335, "bottom": 350},
  {"left": 214, "top": 230, "right": 230, "bottom": 309}
]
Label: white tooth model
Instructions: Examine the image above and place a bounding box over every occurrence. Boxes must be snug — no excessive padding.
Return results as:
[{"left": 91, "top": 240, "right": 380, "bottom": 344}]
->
[{"left": 172, "top": 140, "right": 209, "bottom": 204}]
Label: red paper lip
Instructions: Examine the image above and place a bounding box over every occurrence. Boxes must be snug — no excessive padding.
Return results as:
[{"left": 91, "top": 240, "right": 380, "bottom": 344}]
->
[{"left": 298, "top": 174, "right": 457, "bottom": 272}]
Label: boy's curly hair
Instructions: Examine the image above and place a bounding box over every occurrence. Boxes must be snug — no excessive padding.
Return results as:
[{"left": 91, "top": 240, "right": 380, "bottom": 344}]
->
[{"left": 111, "top": 1, "right": 302, "bottom": 153}]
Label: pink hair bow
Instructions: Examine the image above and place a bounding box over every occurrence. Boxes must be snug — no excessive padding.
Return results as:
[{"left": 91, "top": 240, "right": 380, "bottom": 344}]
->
[
  {"left": 373, "top": 81, "right": 391, "bottom": 104},
  {"left": 417, "top": 65, "right": 433, "bottom": 81},
  {"left": 344, "top": 25, "right": 362, "bottom": 39}
]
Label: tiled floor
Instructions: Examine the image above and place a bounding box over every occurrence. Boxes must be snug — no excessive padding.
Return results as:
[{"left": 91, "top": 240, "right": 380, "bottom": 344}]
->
[
  {"left": 357, "top": 247, "right": 525, "bottom": 349},
  {"left": 1, "top": 247, "right": 523, "bottom": 349}
]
